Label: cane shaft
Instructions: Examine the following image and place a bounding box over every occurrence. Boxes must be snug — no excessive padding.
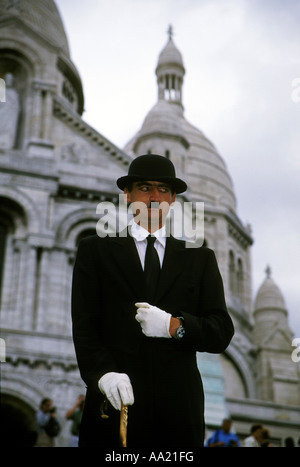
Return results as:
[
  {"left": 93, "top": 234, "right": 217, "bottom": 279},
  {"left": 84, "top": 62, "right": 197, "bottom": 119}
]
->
[{"left": 120, "top": 402, "right": 128, "bottom": 447}]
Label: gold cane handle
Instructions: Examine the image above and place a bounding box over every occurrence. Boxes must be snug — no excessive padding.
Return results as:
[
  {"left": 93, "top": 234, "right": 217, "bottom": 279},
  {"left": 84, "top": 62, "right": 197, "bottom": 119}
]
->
[{"left": 120, "top": 402, "right": 128, "bottom": 447}]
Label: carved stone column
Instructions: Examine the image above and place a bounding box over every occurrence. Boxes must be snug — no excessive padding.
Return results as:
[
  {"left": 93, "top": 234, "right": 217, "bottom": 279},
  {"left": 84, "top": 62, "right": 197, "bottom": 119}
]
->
[{"left": 27, "top": 80, "right": 56, "bottom": 158}]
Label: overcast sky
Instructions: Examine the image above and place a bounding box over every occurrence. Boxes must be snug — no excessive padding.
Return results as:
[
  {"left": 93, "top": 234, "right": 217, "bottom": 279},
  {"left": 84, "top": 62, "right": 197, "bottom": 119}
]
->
[{"left": 57, "top": 0, "right": 300, "bottom": 337}]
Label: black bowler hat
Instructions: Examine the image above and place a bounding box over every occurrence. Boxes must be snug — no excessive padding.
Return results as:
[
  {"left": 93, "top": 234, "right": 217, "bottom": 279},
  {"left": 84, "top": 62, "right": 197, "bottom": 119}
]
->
[{"left": 117, "top": 154, "right": 187, "bottom": 194}]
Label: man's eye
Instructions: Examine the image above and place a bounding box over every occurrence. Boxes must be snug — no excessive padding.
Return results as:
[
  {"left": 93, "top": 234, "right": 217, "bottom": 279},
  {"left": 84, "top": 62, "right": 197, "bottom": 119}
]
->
[{"left": 138, "top": 185, "right": 170, "bottom": 193}]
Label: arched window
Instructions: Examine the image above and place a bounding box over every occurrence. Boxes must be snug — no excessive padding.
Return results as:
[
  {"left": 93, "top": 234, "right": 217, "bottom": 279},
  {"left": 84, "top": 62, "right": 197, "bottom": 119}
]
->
[
  {"left": 1, "top": 394, "right": 36, "bottom": 447},
  {"left": 0, "top": 196, "right": 27, "bottom": 312},
  {"left": 237, "top": 258, "right": 244, "bottom": 299},
  {"left": 0, "top": 51, "right": 31, "bottom": 149},
  {"left": 229, "top": 250, "right": 236, "bottom": 295}
]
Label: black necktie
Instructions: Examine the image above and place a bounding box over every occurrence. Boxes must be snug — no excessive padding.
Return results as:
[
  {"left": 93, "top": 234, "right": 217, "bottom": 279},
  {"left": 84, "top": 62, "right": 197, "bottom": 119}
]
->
[{"left": 144, "top": 235, "right": 160, "bottom": 303}]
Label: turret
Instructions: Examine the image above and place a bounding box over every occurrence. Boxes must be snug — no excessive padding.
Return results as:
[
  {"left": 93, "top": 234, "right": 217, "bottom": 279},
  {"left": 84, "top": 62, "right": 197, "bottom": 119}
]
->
[
  {"left": 253, "top": 267, "right": 300, "bottom": 405},
  {"left": 155, "top": 25, "right": 185, "bottom": 107}
]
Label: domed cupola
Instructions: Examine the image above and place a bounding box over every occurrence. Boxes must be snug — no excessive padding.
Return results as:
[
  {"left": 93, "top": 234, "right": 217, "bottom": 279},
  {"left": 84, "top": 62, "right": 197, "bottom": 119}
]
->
[
  {"left": 254, "top": 266, "right": 286, "bottom": 314},
  {"left": 252, "top": 267, "right": 299, "bottom": 405},
  {"left": 0, "top": 0, "right": 70, "bottom": 57},
  {"left": 0, "top": 0, "right": 84, "bottom": 155},
  {"left": 156, "top": 25, "right": 185, "bottom": 106},
  {"left": 253, "top": 266, "right": 290, "bottom": 345},
  {"left": 0, "top": 0, "right": 84, "bottom": 117}
]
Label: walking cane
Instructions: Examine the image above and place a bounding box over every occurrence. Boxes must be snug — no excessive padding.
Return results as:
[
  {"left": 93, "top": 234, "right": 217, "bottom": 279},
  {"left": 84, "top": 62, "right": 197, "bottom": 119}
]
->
[{"left": 120, "top": 402, "right": 128, "bottom": 447}]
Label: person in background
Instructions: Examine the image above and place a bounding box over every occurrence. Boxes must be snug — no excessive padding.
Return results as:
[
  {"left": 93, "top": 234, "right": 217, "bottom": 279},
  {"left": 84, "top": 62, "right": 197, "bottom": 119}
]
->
[
  {"left": 243, "top": 423, "right": 263, "bottom": 447},
  {"left": 206, "top": 418, "right": 241, "bottom": 447},
  {"left": 284, "top": 437, "right": 295, "bottom": 447},
  {"left": 65, "top": 395, "right": 85, "bottom": 447},
  {"left": 260, "top": 427, "right": 273, "bottom": 447},
  {"left": 35, "top": 398, "right": 59, "bottom": 447}
]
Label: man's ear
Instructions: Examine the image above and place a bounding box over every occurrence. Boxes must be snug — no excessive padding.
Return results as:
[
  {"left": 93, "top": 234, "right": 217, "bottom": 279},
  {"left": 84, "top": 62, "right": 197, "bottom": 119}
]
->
[{"left": 171, "top": 193, "right": 176, "bottom": 205}]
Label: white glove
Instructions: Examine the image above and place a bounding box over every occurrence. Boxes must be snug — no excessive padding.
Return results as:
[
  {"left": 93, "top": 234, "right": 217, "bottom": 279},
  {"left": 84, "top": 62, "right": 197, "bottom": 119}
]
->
[
  {"left": 98, "top": 372, "right": 134, "bottom": 411},
  {"left": 135, "top": 302, "right": 172, "bottom": 338}
]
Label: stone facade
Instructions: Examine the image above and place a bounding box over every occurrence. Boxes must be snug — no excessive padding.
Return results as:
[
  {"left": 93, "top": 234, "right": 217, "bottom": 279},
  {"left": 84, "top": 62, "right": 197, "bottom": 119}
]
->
[{"left": 0, "top": 0, "right": 299, "bottom": 446}]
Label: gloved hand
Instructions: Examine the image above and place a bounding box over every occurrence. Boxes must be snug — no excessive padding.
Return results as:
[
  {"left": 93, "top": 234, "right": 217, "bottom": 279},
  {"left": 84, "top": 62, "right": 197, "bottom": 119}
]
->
[
  {"left": 135, "top": 302, "right": 172, "bottom": 338},
  {"left": 98, "top": 372, "right": 134, "bottom": 411}
]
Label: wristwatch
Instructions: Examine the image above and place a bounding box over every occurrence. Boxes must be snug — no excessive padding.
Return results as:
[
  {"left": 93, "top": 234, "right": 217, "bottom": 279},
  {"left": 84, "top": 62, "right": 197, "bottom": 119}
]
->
[{"left": 174, "top": 317, "right": 185, "bottom": 340}]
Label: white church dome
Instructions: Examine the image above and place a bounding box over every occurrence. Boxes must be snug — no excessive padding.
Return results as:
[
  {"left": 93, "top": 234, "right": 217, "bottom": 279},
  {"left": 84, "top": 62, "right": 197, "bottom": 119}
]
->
[
  {"left": 0, "top": 0, "right": 70, "bottom": 57},
  {"left": 254, "top": 266, "right": 286, "bottom": 311}
]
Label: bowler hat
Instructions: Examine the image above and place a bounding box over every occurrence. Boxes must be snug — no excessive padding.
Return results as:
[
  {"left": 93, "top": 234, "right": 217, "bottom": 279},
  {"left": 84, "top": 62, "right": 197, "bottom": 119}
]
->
[{"left": 117, "top": 154, "right": 187, "bottom": 194}]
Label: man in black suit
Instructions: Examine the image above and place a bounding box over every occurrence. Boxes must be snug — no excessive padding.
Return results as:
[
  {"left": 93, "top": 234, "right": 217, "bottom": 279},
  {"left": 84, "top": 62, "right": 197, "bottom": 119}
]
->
[{"left": 71, "top": 154, "right": 234, "bottom": 447}]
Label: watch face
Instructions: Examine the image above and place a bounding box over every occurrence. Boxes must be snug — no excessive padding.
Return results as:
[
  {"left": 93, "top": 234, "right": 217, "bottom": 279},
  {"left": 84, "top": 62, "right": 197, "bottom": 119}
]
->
[{"left": 176, "top": 325, "right": 185, "bottom": 339}]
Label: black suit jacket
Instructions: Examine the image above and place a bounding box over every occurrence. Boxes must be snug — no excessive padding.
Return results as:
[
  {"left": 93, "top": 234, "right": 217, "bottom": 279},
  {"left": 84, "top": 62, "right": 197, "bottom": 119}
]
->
[{"left": 71, "top": 232, "right": 234, "bottom": 447}]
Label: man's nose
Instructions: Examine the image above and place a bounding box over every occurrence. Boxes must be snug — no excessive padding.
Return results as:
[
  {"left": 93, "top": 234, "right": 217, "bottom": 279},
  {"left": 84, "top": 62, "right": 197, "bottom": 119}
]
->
[{"left": 149, "top": 188, "right": 161, "bottom": 201}]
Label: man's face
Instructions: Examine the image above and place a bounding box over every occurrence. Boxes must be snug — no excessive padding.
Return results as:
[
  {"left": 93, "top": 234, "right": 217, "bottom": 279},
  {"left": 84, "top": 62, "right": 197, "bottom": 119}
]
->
[
  {"left": 42, "top": 400, "right": 53, "bottom": 413},
  {"left": 254, "top": 427, "right": 263, "bottom": 441},
  {"left": 223, "top": 420, "right": 232, "bottom": 433},
  {"left": 124, "top": 181, "right": 176, "bottom": 232}
]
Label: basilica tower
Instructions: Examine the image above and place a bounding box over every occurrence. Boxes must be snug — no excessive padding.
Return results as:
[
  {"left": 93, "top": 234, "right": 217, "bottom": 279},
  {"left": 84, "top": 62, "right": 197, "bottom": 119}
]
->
[{"left": 253, "top": 267, "right": 300, "bottom": 406}]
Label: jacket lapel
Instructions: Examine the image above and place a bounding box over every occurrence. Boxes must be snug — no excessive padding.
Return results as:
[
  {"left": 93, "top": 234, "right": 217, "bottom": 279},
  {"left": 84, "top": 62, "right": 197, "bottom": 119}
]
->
[
  {"left": 109, "top": 230, "right": 146, "bottom": 299},
  {"left": 156, "top": 236, "right": 186, "bottom": 303}
]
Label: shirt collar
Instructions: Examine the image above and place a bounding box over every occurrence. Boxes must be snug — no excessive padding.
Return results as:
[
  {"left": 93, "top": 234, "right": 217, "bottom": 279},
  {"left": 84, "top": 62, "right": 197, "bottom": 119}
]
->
[{"left": 130, "top": 221, "right": 166, "bottom": 247}]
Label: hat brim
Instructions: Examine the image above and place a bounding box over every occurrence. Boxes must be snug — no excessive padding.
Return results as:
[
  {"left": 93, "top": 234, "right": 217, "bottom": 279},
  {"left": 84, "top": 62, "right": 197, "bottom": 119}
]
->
[{"left": 117, "top": 175, "right": 187, "bottom": 194}]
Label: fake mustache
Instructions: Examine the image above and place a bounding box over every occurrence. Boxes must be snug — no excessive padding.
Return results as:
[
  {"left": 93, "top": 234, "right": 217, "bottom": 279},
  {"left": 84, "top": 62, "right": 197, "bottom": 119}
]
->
[{"left": 147, "top": 202, "right": 160, "bottom": 209}]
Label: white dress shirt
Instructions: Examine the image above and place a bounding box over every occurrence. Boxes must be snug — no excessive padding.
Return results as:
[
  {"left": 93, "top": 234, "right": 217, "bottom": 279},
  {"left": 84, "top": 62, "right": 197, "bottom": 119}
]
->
[{"left": 130, "top": 221, "right": 166, "bottom": 270}]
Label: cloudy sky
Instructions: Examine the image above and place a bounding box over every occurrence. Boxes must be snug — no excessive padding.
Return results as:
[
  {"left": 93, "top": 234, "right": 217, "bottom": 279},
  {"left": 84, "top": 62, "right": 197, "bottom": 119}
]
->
[{"left": 57, "top": 0, "right": 300, "bottom": 337}]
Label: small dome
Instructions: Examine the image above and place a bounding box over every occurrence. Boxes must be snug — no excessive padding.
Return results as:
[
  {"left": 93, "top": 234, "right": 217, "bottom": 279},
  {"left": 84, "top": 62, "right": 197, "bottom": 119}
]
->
[
  {"left": 138, "top": 100, "right": 187, "bottom": 142},
  {"left": 254, "top": 266, "right": 286, "bottom": 311},
  {"left": 156, "top": 37, "right": 185, "bottom": 71},
  {"left": 0, "top": 0, "right": 70, "bottom": 57}
]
